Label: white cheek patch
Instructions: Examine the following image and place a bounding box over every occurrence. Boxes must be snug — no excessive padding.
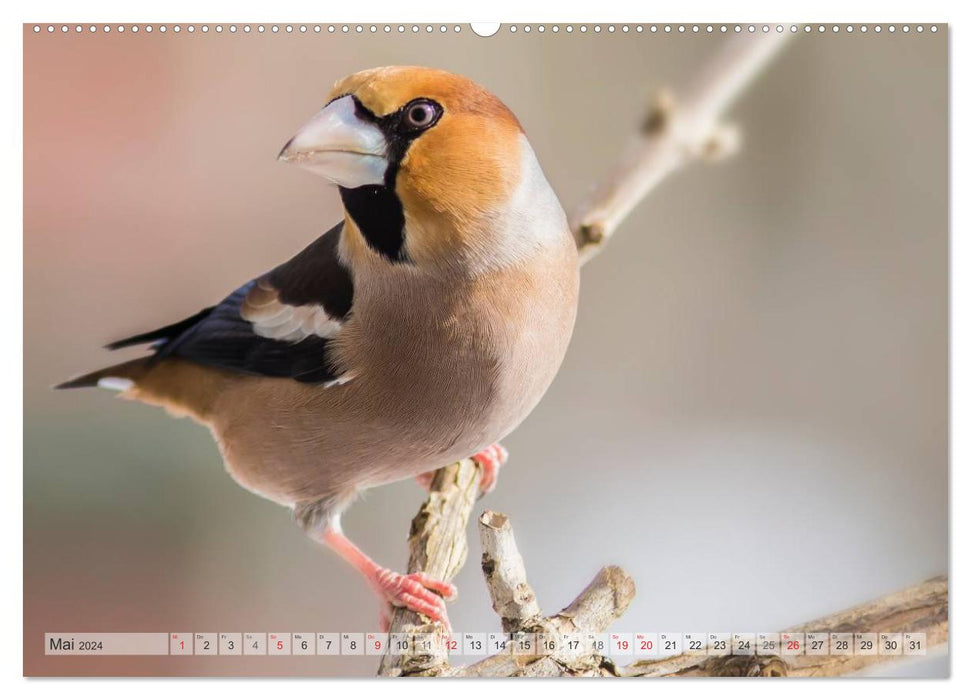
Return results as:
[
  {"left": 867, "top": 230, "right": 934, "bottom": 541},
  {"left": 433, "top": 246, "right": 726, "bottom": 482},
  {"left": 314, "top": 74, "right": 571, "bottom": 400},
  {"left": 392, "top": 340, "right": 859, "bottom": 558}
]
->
[{"left": 241, "top": 280, "right": 343, "bottom": 343}]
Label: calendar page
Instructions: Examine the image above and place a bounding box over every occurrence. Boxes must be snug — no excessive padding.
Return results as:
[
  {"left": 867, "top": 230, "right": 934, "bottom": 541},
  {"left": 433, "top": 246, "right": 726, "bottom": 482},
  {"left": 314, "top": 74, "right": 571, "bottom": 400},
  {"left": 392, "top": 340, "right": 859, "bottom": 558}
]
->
[{"left": 21, "top": 15, "right": 949, "bottom": 681}]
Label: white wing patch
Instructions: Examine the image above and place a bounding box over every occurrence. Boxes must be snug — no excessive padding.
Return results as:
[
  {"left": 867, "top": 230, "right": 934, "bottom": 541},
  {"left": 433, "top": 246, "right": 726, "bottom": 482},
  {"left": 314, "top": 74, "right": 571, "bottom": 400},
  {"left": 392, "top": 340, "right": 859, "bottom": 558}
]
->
[
  {"left": 240, "top": 279, "right": 343, "bottom": 343},
  {"left": 97, "top": 377, "right": 134, "bottom": 392}
]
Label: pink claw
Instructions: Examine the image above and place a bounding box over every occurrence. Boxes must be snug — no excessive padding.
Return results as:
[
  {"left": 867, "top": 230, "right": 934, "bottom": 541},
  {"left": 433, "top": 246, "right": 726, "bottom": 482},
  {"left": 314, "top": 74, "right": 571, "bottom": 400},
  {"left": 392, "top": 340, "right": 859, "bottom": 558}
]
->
[
  {"left": 371, "top": 568, "right": 456, "bottom": 631},
  {"left": 471, "top": 443, "right": 509, "bottom": 495}
]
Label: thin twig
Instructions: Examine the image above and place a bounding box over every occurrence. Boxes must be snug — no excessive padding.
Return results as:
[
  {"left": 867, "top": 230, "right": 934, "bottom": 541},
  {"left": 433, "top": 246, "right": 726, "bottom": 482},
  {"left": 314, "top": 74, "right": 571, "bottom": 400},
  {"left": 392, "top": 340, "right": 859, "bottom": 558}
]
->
[{"left": 572, "top": 31, "right": 791, "bottom": 264}]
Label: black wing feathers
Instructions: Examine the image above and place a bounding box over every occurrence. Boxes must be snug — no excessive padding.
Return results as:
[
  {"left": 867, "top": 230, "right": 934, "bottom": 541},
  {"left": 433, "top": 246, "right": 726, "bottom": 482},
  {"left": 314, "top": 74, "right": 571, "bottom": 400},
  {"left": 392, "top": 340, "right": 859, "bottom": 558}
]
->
[
  {"left": 104, "top": 307, "right": 214, "bottom": 351},
  {"left": 156, "top": 282, "right": 340, "bottom": 383},
  {"left": 268, "top": 225, "right": 353, "bottom": 317},
  {"left": 104, "top": 224, "right": 353, "bottom": 384}
]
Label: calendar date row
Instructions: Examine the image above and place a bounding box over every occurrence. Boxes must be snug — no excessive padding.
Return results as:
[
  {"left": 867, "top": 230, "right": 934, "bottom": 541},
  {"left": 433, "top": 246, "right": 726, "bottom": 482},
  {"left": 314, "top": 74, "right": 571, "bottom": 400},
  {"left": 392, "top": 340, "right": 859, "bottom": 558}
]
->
[{"left": 46, "top": 631, "right": 927, "bottom": 657}]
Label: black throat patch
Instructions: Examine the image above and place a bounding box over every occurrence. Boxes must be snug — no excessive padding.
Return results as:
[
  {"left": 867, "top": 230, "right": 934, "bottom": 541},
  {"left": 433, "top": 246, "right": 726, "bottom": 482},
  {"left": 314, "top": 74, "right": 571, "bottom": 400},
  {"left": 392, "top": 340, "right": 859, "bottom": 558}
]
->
[
  {"left": 338, "top": 183, "right": 408, "bottom": 263},
  {"left": 336, "top": 96, "right": 441, "bottom": 264}
]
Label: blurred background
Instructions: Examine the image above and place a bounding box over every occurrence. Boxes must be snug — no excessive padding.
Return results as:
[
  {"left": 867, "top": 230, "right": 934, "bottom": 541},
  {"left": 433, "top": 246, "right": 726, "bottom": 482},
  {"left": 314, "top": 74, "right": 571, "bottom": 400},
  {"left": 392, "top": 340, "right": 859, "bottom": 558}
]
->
[{"left": 24, "top": 25, "right": 947, "bottom": 677}]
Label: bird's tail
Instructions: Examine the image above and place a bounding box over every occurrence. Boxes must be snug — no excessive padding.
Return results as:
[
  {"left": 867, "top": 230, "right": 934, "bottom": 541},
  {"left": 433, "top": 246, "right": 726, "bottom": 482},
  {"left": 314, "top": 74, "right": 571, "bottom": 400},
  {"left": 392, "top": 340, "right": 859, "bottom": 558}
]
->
[
  {"left": 55, "top": 357, "right": 225, "bottom": 424},
  {"left": 54, "top": 358, "right": 152, "bottom": 391}
]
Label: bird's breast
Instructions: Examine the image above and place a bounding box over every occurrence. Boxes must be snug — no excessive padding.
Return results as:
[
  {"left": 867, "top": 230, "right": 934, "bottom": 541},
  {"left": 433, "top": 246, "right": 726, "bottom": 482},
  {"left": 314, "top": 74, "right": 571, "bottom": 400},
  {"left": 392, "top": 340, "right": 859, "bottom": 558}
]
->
[
  {"left": 210, "top": 236, "right": 579, "bottom": 504},
  {"left": 346, "top": 241, "right": 579, "bottom": 475}
]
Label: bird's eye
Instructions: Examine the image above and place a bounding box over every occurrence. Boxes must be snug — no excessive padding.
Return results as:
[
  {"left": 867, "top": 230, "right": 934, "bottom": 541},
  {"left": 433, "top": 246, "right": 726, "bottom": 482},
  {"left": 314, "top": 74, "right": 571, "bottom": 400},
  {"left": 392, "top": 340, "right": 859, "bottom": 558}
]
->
[{"left": 402, "top": 100, "right": 441, "bottom": 131}]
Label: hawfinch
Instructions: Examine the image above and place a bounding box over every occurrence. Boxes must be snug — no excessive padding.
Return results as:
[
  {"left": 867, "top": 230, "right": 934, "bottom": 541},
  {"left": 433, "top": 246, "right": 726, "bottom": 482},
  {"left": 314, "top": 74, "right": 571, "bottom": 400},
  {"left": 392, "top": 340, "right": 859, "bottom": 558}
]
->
[{"left": 58, "top": 66, "right": 580, "bottom": 630}]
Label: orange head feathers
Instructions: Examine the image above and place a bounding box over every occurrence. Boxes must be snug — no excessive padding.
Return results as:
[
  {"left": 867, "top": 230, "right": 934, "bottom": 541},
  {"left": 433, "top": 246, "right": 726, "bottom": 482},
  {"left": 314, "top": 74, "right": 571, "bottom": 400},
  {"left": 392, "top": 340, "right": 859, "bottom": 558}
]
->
[{"left": 279, "top": 66, "right": 556, "bottom": 271}]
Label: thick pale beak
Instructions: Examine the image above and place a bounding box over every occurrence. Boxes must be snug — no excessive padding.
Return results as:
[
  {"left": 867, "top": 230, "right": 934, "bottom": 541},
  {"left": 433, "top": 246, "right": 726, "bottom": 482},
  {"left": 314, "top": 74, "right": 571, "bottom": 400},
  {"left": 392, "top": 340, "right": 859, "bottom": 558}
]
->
[{"left": 278, "top": 95, "right": 388, "bottom": 188}]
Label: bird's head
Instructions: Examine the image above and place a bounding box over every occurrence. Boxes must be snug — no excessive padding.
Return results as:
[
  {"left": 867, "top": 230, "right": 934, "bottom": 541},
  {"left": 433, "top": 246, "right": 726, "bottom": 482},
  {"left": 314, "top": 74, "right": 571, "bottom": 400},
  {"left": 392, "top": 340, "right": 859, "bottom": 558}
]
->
[{"left": 279, "top": 66, "right": 561, "bottom": 271}]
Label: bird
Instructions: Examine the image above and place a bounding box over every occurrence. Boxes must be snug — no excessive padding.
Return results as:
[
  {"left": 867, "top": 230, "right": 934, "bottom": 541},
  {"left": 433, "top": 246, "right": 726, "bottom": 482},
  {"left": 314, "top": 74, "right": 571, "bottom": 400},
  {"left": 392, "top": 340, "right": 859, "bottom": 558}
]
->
[{"left": 57, "top": 66, "right": 580, "bottom": 631}]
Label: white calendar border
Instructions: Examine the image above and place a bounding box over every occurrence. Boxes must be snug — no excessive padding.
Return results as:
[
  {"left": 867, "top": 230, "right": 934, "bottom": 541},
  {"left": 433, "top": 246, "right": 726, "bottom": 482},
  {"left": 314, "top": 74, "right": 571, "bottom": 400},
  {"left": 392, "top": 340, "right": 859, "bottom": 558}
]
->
[{"left": 5, "top": 0, "right": 964, "bottom": 697}]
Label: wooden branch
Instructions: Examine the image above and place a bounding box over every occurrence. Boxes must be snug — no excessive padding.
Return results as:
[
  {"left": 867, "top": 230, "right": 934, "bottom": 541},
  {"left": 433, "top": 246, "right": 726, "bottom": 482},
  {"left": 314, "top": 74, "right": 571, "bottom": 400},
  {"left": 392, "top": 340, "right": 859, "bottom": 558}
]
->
[
  {"left": 478, "top": 510, "right": 542, "bottom": 631},
  {"left": 381, "top": 504, "right": 947, "bottom": 677},
  {"left": 451, "top": 566, "right": 636, "bottom": 677},
  {"left": 617, "top": 576, "right": 948, "bottom": 677},
  {"left": 449, "top": 512, "right": 635, "bottom": 677},
  {"left": 376, "top": 458, "right": 480, "bottom": 677},
  {"left": 458, "top": 517, "right": 946, "bottom": 677},
  {"left": 571, "top": 31, "right": 791, "bottom": 265}
]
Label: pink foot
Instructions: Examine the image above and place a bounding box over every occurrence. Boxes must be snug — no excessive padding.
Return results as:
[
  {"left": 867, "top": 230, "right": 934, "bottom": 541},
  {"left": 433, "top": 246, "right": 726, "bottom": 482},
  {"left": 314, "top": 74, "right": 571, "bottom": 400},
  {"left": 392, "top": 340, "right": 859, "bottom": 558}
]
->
[
  {"left": 415, "top": 471, "right": 436, "bottom": 491},
  {"left": 321, "top": 526, "right": 456, "bottom": 632},
  {"left": 370, "top": 568, "right": 457, "bottom": 631},
  {"left": 471, "top": 443, "right": 509, "bottom": 495}
]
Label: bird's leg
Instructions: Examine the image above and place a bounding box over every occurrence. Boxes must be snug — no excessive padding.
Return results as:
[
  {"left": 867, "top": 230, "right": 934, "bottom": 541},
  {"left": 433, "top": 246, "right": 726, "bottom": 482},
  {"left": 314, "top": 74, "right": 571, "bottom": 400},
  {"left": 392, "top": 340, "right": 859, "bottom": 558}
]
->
[
  {"left": 320, "top": 520, "right": 456, "bottom": 631},
  {"left": 471, "top": 443, "right": 508, "bottom": 495}
]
